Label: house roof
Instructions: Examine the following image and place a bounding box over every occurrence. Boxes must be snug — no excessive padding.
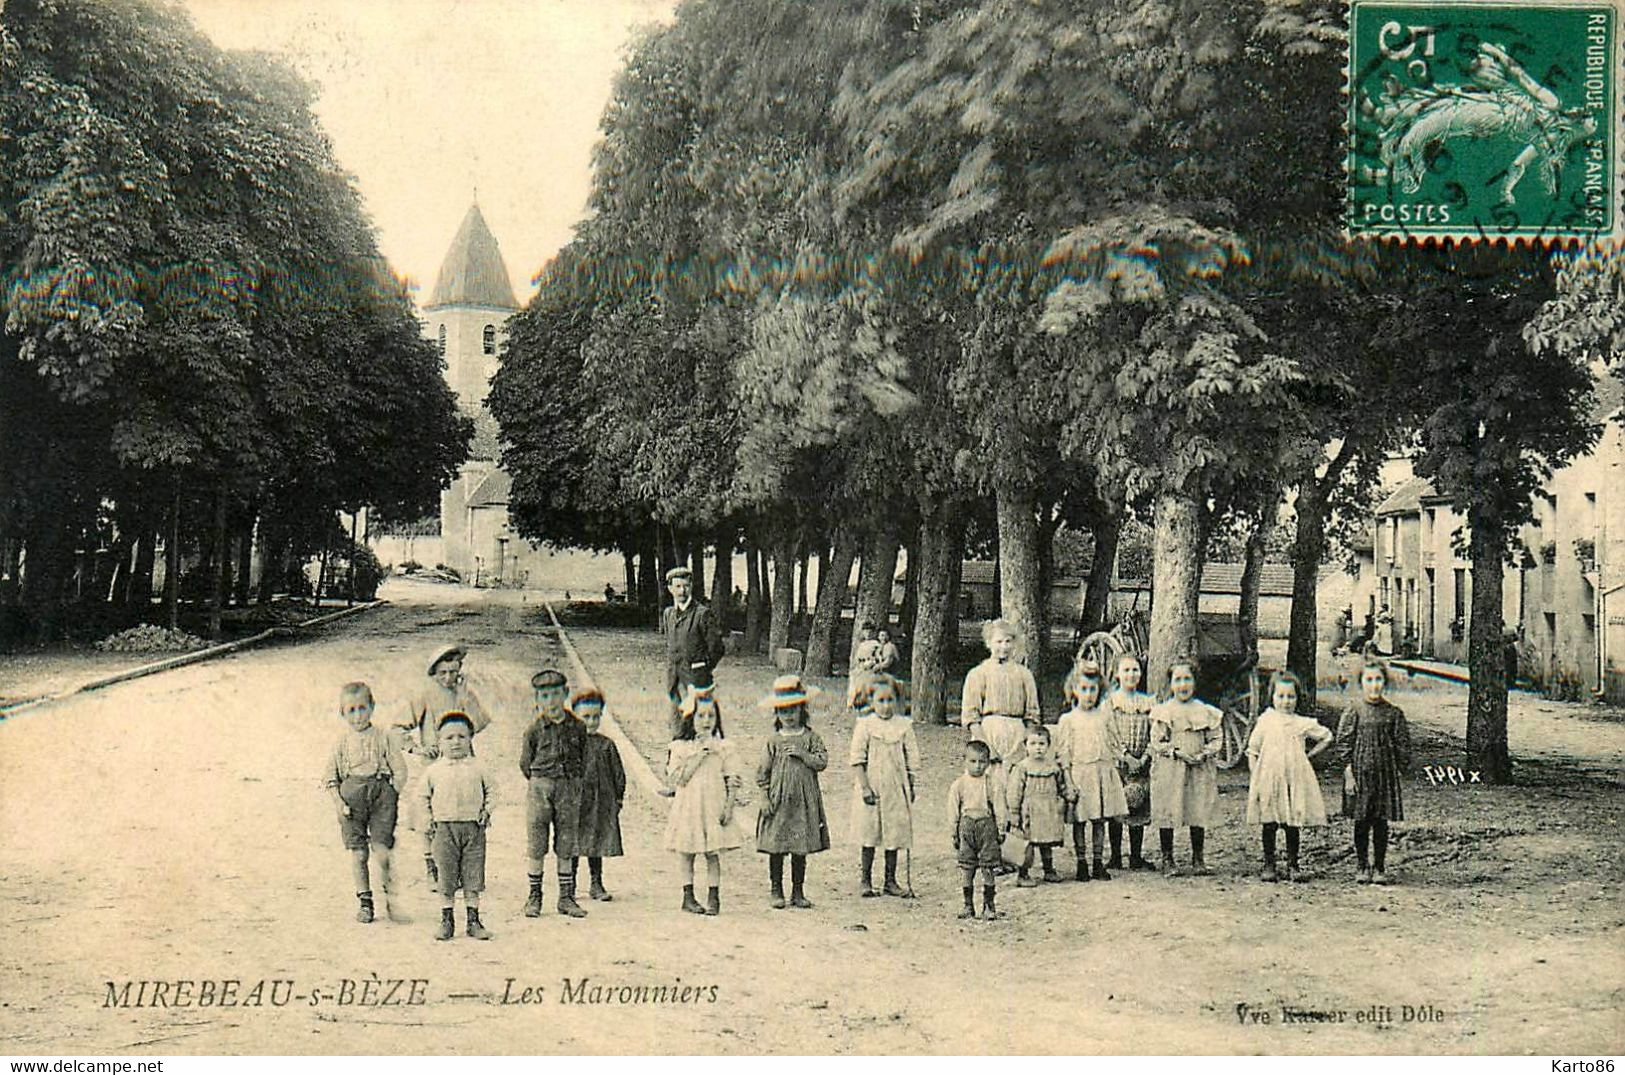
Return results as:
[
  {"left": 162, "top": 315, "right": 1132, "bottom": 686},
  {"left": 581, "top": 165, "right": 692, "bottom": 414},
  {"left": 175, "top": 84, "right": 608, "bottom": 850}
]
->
[
  {"left": 426, "top": 204, "right": 518, "bottom": 311},
  {"left": 1114, "top": 562, "right": 1296, "bottom": 598},
  {"left": 962, "top": 560, "right": 996, "bottom": 585},
  {"left": 466, "top": 467, "right": 512, "bottom": 508},
  {"left": 1375, "top": 476, "right": 1434, "bottom": 517},
  {"left": 953, "top": 560, "right": 1083, "bottom": 587}
]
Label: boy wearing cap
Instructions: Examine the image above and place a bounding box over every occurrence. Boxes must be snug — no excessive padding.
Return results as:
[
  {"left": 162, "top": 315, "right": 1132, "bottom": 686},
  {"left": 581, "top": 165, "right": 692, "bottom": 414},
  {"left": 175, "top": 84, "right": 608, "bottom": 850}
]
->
[
  {"left": 418, "top": 712, "right": 495, "bottom": 940},
  {"left": 661, "top": 567, "right": 725, "bottom": 734},
  {"left": 520, "top": 669, "right": 588, "bottom": 918},
  {"left": 323, "top": 681, "right": 408, "bottom": 924},
  {"left": 396, "top": 643, "right": 492, "bottom": 885}
]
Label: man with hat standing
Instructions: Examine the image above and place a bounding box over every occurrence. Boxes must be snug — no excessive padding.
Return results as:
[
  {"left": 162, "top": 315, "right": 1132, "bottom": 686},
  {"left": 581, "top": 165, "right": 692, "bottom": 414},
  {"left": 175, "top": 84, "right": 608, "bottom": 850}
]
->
[{"left": 662, "top": 566, "right": 725, "bottom": 734}]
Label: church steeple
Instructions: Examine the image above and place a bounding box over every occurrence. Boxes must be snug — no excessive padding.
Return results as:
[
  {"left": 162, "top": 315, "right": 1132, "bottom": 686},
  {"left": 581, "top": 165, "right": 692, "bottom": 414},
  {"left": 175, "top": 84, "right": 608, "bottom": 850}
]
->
[{"left": 427, "top": 203, "right": 518, "bottom": 311}]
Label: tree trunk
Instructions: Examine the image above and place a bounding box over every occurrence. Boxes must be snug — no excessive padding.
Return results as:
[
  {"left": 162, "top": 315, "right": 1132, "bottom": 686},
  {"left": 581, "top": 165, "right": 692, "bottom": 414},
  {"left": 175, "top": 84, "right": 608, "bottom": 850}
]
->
[
  {"left": 850, "top": 528, "right": 901, "bottom": 670},
  {"left": 208, "top": 488, "right": 228, "bottom": 638},
  {"left": 744, "top": 538, "right": 769, "bottom": 654},
  {"left": 129, "top": 526, "right": 157, "bottom": 613},
  {"left": 1146, "top": 489, "right": 1202, "bottom": 696},
  {"left": 712, "top": 524, "right": 735, "bottom": 618},
  {"left": 806, "top": 530, "right": 856, "bottom": 677},
  {"left": 637, "top": 533, "right": 659, "bottom": 611},
  {"left": 911, "top": 499, "right": 962, "bottom": 725},
  {"left": 1287, "top": 480, "right": 1328, "bottom": 712},
  {"left": 1082, "top": 512, "right": 1121, "bottom": 632},
  {"left": 257, "top": 523, "right": 287, "bottom": 606},
  {"left": 899, "top": 535, "right": 920, "bottom": 637},
  {"left": 346, "top": 509, "right": 360, "bottom": 606},
  {"left": 769, "top": 535, "right": 796, "bottom": 653},
  {"left": 235, "top": 516, "right": 255, "bottom": 608},
  {"left": 689, "top": 541, "right": 706, "bottom": 604},
  {"left": 995, "top": 477, "right": 1045, "bottom": 667},
  {"left": 622, "top": 547, "right": 636, "bottom": 599},
  {"left": 1238, "top": 515, "right": 1268, "bottom": 670},
  {"left": 1467, "top": 508, "right": 1512, "bottom": 782},
  {"left": 163, "top": 485, "right": 181, "bottom": 631}
]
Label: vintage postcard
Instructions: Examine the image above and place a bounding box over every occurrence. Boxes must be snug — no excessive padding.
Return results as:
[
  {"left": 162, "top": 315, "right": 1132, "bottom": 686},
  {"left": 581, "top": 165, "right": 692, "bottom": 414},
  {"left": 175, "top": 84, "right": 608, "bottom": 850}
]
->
[{"left": 2, "top": 0, "right": 1623, "bottom": 1063}]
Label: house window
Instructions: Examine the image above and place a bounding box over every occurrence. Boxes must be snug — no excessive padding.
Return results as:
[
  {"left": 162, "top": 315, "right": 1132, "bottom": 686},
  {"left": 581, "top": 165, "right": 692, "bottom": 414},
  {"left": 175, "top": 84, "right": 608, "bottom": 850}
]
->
[
  {"left": 438, "top": 324, "right": 447, "bottom": 355},
  {"left": 1453, "top": 567, "right": 1466, "bottom": 625},
  {"left": 483, "top": 324, "right": 496, "bottom": 354}
]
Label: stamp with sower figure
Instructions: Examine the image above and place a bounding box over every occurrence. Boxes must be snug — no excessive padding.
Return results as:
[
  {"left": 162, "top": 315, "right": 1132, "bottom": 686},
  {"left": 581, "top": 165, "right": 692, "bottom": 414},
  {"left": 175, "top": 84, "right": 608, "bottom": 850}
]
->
[{"left": 1347, "top": 0, "right": 1622, "bottom": 243}]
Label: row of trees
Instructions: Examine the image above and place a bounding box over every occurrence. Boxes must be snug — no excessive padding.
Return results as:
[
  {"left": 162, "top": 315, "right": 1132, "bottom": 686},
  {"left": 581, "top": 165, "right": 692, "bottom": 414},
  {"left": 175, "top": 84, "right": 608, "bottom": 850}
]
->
[
  {"left": 0, "top": 0, "right": 470, "bottom": 640},
  {"left": 491, "top": 0, "right": 1617, "bottom": 781}
]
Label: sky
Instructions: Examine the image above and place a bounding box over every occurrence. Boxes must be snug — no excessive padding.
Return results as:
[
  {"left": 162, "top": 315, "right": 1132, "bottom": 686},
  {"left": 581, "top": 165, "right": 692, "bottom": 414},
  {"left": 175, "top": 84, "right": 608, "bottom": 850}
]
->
[{"left": 181, "top": 0, "right": 676, "bottom": 305}]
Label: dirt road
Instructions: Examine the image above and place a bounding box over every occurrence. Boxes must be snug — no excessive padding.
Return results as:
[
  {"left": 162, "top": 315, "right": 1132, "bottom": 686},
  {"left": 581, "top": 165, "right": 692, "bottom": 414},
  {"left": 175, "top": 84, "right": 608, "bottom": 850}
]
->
[{"left": 1, "top": 582, "right": 1620, "bottom": 1055}]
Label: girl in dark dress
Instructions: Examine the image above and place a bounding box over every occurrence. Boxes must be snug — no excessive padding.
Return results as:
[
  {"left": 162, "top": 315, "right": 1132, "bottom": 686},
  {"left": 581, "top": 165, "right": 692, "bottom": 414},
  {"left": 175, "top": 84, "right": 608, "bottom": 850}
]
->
[
  {"left": 571, "top": 689, "right": 627, "bottom": 901},
  {"left": 755, "top": 675, "right": 830, "bottom": 909},
  {"left": 1335, "top": 660, "right": 1413, "bottom": 885}
]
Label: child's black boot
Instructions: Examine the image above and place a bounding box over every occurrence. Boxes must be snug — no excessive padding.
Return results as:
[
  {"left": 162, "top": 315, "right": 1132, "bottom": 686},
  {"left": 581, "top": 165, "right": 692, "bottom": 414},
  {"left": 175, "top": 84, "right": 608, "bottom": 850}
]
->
[
  {"left": 435, "top": 907, "right": 455, "bottom": 942},
  {"left": 355, "top": 891, "right": 374, "bottom": 924},
  {"left": 958, "top": 886, "right": 976, "bottom": 919},
  {"left": 556, "top": 871, "right": 588, "bottom": 918},
  {"left": 882, "top": 850, "right": 906, "bottom": 897},
  {"left": 859, "top": 846, "right": 878, "bottom": 897},
  {"left": 681, "top": 884, "right": 705, "bottom": 914},
  {"left": 588, "top": 858, "right": 612, "bottom": 901},
  {"left": 465, "top": 906, "right": 492, "bottom": 941},
  {"left": 979, "top": 885, "right": 1000, "bottom": 921},
  {"left": 524, "top": 873, "right": 543, "bottom": 918},
  {"left": 706, "top": 886, "right": 721, "bottom": 916}
]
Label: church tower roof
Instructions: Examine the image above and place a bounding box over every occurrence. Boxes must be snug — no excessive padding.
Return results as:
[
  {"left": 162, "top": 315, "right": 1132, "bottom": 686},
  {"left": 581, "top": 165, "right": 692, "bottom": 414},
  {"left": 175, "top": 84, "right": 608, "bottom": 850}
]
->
[{"left": 426, "top": 203, "right": 519, "bottom": 310}]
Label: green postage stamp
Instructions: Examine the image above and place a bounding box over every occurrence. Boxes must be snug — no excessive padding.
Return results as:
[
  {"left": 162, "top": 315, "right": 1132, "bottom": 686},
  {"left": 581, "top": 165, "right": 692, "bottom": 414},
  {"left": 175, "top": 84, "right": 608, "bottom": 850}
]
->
[{"left": 1348, "top": 0, "right": 1624, "bottom": 242}]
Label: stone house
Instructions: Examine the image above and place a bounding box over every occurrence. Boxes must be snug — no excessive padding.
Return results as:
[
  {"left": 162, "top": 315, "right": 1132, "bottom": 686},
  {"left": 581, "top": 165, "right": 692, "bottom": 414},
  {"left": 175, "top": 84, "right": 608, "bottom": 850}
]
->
[{"left": 1355, "top": 380, "right": 1625, "bottom": 701}]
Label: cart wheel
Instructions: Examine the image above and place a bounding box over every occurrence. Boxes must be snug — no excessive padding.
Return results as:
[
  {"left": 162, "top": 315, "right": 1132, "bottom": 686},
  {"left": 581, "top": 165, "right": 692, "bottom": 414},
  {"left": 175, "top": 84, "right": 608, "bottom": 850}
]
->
[
  {"left": 1077, "top": 631, "right": 1125, "bottom": 674},
  {"left": 1217, "top": 705, "right": 1251, "bottom": 770}
]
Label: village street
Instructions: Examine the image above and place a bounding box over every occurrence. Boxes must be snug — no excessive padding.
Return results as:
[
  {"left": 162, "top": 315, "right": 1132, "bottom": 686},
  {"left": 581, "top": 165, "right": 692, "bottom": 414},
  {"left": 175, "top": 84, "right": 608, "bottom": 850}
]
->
[{"left": 0, "top": 580, "right": 1621, "bottom": 1055}]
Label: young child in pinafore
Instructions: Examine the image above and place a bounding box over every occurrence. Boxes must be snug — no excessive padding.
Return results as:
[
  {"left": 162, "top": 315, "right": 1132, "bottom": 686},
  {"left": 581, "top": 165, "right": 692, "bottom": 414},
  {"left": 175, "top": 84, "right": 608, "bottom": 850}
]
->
[
  {"left": 1054, "top": 660, "right": 1128, "bottom": 881},
  {"left": 1149, "top": 657, "right": 1223, "bottom": 876},
  {"left": 520, "top": 669, "right": 589, "bottom": 918},
  {"left": 1007, "top": 725, "right": 1071, "bottom": 886},
  {"left": 948, "top": 740, "right": 1005, "bottom": 920},
  {"left": 1105, "top": 653, "right": 1155, "bottom": 871},
  {"left": 571, "top": 688, "right": 627, "bottom": 902},
  {"left": 417, "top": 712, "right": 495, "bottom": 941},
  {"left": 1245, "top": 669, "right": 1333, "bottom": 882},
  {"left": 1335, "top": 660, "right": 1413, "bottom": 885},
  {"left": 394, "top": 644, "right": 491, "bottom": 887},
  {"left": 849, "top": 674, "right": 919, "bottom": 898},
  {"left": 323, "top": 681, "right": 408, "bottom": 924},
  {"left": 664, "top": 685, "right": 744, "bottom": 915},
  {"left": 754, "top": 675, "right": 830, "bottom": 910}
]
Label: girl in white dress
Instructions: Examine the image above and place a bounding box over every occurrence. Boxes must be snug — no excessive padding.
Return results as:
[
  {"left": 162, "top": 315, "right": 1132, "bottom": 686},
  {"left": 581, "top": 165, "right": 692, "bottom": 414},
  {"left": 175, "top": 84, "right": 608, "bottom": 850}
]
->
[
  {"left": 1246, "top": 670, "right": 1333, "bottom": 882},
  {"left": 664, "top": 686, "right": 744, "bottom": 915},
  {"left": 1054, "top": 660, "right": 1128, "bottom": 881},
  {"left": 849, "top": 674, "right": 919, "bottom": 897}
]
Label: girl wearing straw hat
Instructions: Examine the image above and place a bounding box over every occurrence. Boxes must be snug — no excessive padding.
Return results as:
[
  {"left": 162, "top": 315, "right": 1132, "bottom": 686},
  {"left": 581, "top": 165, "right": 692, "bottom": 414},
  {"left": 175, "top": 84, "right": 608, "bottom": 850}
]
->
[{"left": 754, "top": 675, "right": 830, "bottom": 909}]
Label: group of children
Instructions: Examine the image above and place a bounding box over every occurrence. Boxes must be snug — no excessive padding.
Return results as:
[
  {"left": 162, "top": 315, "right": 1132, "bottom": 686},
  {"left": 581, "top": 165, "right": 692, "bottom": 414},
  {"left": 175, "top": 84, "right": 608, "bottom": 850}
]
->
[
  {"left": 324, "top": 620, "right": 1414, "bottom": 933},
  {"left": 948, "top": 618, "right": 1415, "bottom": 919},
  {"left": 322, "top": 645, "right": 628, "bottom": 941}
]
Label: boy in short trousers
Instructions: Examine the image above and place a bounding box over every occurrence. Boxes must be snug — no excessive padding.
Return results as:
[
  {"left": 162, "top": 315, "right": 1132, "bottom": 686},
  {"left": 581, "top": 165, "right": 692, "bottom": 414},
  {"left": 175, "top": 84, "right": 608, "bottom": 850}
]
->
[
  {"left": 947, "top": 740, "right": 1005, "bottom": 921},
  {"left": 323, "top": 682, "right": 408, "bottom": 924},
  {"left": 520, "top": 669, "right": 588, "bottom": 918}
]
